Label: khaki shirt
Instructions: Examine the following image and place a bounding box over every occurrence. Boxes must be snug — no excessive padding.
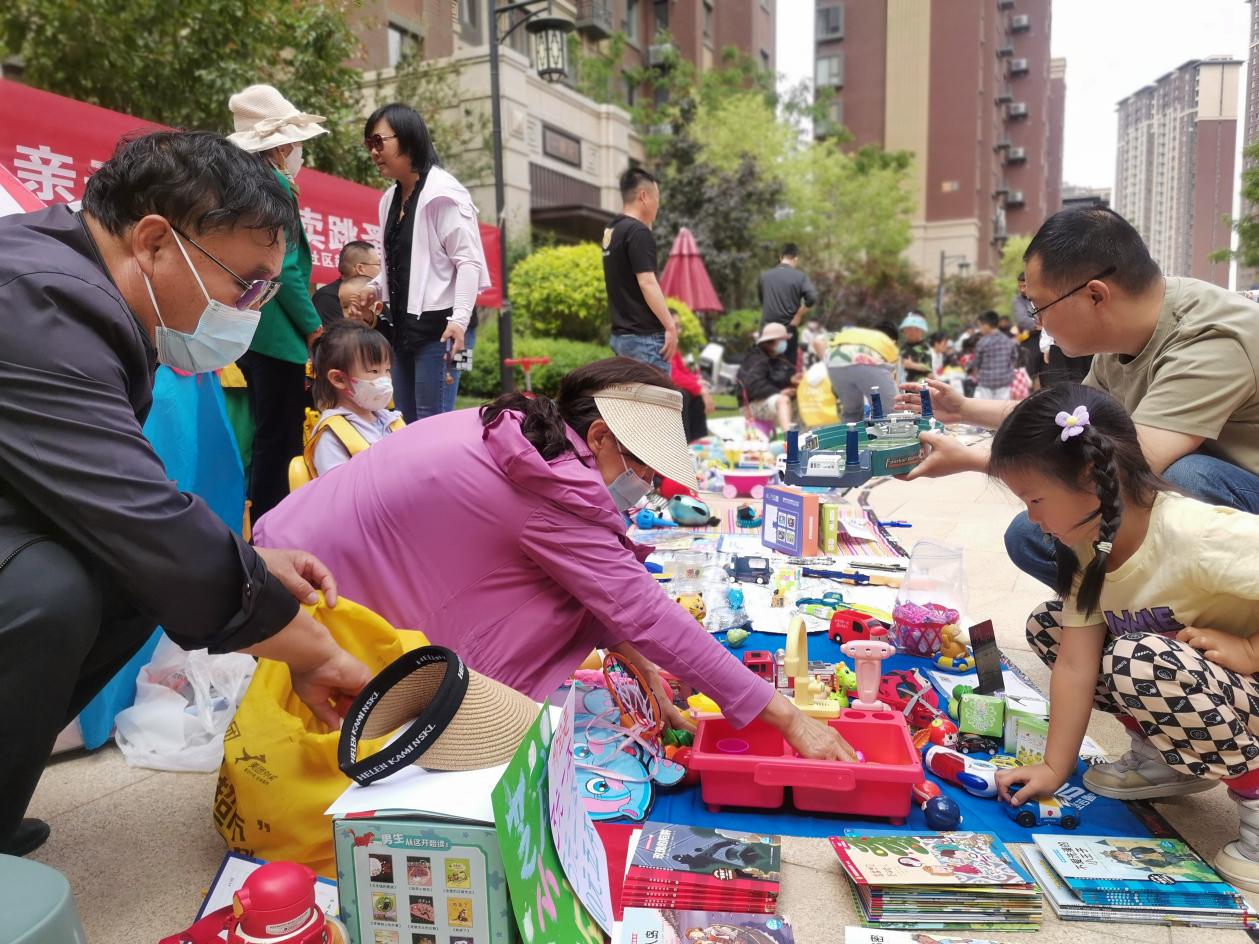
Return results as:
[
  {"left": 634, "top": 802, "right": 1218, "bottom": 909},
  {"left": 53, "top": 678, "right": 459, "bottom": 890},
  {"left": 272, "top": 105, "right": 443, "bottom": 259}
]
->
[{"left": 1085, "top": 277, "right": 1259, "bottom": 474}]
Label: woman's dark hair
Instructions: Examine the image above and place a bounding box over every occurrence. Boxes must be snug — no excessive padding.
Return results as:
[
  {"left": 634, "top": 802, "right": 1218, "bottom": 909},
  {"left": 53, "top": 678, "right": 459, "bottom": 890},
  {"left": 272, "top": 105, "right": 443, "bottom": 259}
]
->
[
  {"left": 480, "top": 357, "right": 677, "bottom": 462},
  {"left": 990, "top": 383, "right": 1165, "bottom": 617},
  {"left": 364, "top": 103, "right": 441, "bottom": 175},
  {"left": 83, "top": 130, "right": 297, "bottom": 243},
  {"left": 310, "top": 321, "right": 392, "bottom": 410},
  {"left": 874, "top": 321, "right": 899, "bottom": 342}
]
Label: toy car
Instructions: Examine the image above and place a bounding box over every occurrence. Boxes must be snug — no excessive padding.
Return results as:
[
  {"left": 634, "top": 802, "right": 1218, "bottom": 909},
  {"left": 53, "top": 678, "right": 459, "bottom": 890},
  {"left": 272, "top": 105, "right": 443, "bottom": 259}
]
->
[
  {"left": 923, "top": 745, "right": 997, "bottom": 798},
  {"left": 827, "top": 608, "right": 890, "bottom": 645},
  {"left": 736, "top": 504, "right": 763, "bottom": 529},
  {"left": 727, "top": 555, "right": 771, "bottom": 585},
  {"left": 1004, "top": 785, "right": 1081, "bottom": 830},
  {"left": 956, "top": 733, "right": 1001, "bottom": 756},
  {"left": 742, "top": 650, "right": 775, "bottom": 682}
]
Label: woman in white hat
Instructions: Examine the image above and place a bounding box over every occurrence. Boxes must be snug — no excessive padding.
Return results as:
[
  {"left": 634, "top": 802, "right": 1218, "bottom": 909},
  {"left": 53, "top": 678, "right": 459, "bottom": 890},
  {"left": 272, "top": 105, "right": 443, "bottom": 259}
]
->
[
  {"left": 254, "top": 358, "right": 854, "bottom": 762},
  {"left": 227, "top": 84, "right": 329, "bottom": 521},
  {"left": 356, "top": 103, "right": 490, "bottom": 423}
]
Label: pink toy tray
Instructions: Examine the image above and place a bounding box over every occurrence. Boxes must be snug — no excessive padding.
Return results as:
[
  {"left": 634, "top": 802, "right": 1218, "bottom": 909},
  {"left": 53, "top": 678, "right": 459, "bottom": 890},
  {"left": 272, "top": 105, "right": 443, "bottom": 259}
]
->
[
  {"left": 720, "top": 470, "right": 774, "bottom": 499},
  {"left": 688, "top": 710, "right": 922, "bottom": 823}
]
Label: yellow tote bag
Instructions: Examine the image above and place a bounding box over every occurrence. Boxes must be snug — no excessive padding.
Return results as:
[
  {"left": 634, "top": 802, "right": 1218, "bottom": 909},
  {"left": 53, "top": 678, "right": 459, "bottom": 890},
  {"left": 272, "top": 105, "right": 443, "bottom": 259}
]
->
[
  {"left": 213, "top": 597, "right": 428, "bottom": 878},
  {"left": 797, "top": 365, "right": 840, "bottom": 427}
]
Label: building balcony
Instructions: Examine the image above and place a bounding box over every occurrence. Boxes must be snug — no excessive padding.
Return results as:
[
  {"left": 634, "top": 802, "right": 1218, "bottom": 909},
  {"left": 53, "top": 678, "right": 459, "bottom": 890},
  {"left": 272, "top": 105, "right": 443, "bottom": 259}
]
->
[
  {"left": 1006, "top": 146, "right": 1027, "bottom": 163},
  {"left": 997, "top": 0, "right": 1015, "bottom": 8},
  {"left": 575, "top": 0, "right": 614, "bottom": 39},
  {"left": 994, "top": 139, "right": 1012, "bottom": 151},
  {"left": 994, "top": 179, "right": 1010, "bottom": 196}
]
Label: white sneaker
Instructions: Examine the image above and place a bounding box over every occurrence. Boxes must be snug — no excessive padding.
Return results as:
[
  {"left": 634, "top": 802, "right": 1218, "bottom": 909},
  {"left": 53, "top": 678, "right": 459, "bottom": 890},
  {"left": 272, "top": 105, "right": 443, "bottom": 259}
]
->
[
  {"left": 1213, "top": 791, "right": 1259, "bottom": 894},
  {"left": 1083, "top": 732, "right": 1217, "bottom": 801}
]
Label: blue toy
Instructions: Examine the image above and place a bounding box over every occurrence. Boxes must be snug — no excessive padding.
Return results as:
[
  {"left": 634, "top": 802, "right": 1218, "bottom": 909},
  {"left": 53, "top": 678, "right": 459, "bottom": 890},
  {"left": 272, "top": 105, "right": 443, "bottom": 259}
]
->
[
  {"left": 667, "top": 495, "right": 719, "bottom": 527},
  {"left": 922, "top": 795, "right": 963, "bottom": 830},
  {"left": 735, "top": 504, "right": 763, "bottom": 529},
  {"left": 1004, "top": 784, "right": 1081, "bottom": 829},
  {"left": 923, "top": 745, "right": 998, "bottom": 799},
  {"left": 634, "top": 508, "right": 678, "bottom": 530}
]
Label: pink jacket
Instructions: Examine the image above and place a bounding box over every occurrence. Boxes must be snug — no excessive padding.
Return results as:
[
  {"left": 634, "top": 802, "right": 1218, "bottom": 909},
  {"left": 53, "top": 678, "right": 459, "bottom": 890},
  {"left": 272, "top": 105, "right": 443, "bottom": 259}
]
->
[{"left": 254, "top": 408, "right": 774, "bottom": 728}]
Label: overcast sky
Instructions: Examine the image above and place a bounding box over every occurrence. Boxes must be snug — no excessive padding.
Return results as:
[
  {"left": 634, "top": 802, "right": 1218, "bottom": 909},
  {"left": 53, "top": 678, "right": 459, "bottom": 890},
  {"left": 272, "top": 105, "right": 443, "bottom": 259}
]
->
[{"left": 775, "top": 0, "right": 1251, "bottom": 190}]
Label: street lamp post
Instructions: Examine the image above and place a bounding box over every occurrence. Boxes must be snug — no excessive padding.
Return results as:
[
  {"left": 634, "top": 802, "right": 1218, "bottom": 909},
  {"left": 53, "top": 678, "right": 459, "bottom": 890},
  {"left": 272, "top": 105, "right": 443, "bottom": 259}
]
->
[
  {"left": 487, "top": 0, "right": 574, "bottom": 392},
  {"left": 934, "top": 250, "right": 970, "bottom": 331}
]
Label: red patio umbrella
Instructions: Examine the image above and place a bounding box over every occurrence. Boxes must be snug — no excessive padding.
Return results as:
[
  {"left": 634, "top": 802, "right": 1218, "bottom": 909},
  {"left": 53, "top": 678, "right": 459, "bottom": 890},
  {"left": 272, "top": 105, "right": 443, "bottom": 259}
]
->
[{"left": 659, "top": 227, "right": 724, "bottom": 314}]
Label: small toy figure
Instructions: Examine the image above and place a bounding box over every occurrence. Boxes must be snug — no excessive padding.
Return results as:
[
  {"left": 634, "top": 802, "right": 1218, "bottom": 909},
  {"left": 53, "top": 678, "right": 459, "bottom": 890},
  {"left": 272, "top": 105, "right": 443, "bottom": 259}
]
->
[
  {"left": 923, "top": 795, "right": 963, "bottom": 831},
  {"left": 828, "top": 608, "right": 890, "bottom": 645},
  {"left": 832, "top": 662, "right": 857, "bottom": 709},
  {"left": 634, "top": 508, "right": 678, "bottom": 530},
  {"left": 735, "top": 504, "right": 763, "bottom": 529},
  {"left": 934, "top": 623, "right": 977, "bottom": 672},
  {"left": 725, "top": 627, "right": 751, "bottom": 648},
  {"left": 674, "top": 592, "right": 707, "bottom": 624},
  {"left": 841, "top": 638, "right": 896, "bottom": 710},
  {"left": 668, "top": 494, "right": 719, "bottom": 527},
  {"left": 912, "top": 716, "right": 958, "bottom": 750},
  {"left": 923, "top": 745, "right": 998, "bottom": 798},
  {"left": 1003, "top": 785, "right": 1081, "bottom": 829}
]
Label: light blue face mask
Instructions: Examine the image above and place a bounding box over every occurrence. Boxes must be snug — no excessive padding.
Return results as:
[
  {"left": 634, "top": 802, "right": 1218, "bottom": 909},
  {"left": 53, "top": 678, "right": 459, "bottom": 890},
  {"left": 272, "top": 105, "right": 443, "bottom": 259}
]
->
[
  {"left": 142, "top": 232, "right": 261, "bottom": 374},
  {"left": 607, "top": 449, "right": 653, "bottom": 513},
  {"left": 773, "top": 340, "right": 788, "bottom": 355}
]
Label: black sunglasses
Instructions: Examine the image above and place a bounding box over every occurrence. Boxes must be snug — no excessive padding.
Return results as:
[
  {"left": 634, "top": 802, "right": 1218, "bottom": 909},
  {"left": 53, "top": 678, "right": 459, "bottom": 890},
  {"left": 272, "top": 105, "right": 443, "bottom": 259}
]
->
[
  {"left": 171, "top": 226, "right": 281, "bottom": 310},
  {"left": 364, "top": 133, "right": 399, "bottom": 153},
  {"left": 1027, "top": 266, "right": 1117, "bottom": 324}
]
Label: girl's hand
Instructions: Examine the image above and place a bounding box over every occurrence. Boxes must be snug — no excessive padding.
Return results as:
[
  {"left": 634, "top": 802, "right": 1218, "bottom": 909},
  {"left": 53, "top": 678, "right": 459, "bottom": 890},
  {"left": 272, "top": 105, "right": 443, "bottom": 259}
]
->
[
  {"left": 996, "top": 761, "right": 1070, "bottom": 804},
  {"left": 1177, "top": 626, "right": 1259, "bottom": 675}
]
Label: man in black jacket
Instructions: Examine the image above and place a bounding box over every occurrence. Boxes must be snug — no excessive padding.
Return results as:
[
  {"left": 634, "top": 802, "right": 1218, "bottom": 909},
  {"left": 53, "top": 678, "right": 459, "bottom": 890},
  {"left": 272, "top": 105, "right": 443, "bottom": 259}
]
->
[
  {"left": 736, "top": 322, "right": 800, "bottom": 434},
  {"left": 0, "top": 131, "right": 371, "bottom": 856},
  {"left": 312, "top": 240, "right": 382, "bottom": 328}
]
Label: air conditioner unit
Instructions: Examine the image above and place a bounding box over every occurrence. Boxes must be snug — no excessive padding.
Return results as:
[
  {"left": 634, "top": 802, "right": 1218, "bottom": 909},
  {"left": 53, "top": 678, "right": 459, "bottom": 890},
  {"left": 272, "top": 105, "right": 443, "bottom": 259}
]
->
[
  {"left": 1007, "top": 146, "right": 1027, "bottom": 163},
  {"left": 1007, "top": 102, "right": 1029, "bottom": 118},
  {"left": 994, "top": 139, "right": 1012, "bottom": 151},
  {"left": 1011, "top": 13, "right": 1031, "bottom": 31},
  {"left": 994, "top": 180, "right": 1009, "bottom": 196},
  {"left": 995, "top": 86, "right": 1014, "bottom": 104},
  {"left": 647, "top": 41, "right": 675, "bottom": 68},
  {"left": 1007, "top": 190, "right": 1026, "bottom": 207},
  {"left": 1009, "top": 58, "right": 1029, "bottom": 75},
  {"left": 997, "top": 0, "right": 1015, "bottom": 8},
  {"left": 996, "top": 45, "right": 1015, "bottom": 58}
]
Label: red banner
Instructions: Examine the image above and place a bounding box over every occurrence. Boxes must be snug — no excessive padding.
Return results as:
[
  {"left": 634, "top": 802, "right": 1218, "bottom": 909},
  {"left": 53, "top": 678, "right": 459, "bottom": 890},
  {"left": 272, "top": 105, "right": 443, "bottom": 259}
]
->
[{"left": 0, "top": 79, "right": 502, "bottom": 306}]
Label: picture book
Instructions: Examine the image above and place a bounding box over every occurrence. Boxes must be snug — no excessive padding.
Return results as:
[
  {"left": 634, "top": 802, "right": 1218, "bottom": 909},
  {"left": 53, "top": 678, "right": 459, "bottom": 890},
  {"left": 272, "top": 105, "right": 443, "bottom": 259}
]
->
[
  {"left": 844, "top": 930, "right": 1007, "bottom": 944},
  {"left": 1031, "top": 835, "right": 1244, "bottom": 908},
  {"left": 831, "top": 834, "right": 1028, "bottom": 888},
  {"left": 629, "top": 822, "right": 781, "bottom": 888},
  {"left": 619, "top": 908, "right": 794, "bottom": 944}
]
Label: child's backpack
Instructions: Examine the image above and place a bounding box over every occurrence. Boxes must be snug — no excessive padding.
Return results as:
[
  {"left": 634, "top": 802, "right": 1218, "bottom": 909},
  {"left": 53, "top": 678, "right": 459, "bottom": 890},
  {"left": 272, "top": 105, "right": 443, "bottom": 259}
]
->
[{"left": 286, "top": 411, "right": 404, "bottom": 492}]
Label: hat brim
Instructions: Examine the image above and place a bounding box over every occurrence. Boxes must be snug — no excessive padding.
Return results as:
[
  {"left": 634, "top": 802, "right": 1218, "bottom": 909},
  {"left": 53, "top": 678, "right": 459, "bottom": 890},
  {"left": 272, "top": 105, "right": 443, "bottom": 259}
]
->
[
  {"left": 228, "top": 122, "right": 328, "bottom": 153},
  {"left": 593, "top": 388, "right": 697, "bottom": 488},
  {"left": 419, "top": 671, "right": 540, "bottom": 771}
]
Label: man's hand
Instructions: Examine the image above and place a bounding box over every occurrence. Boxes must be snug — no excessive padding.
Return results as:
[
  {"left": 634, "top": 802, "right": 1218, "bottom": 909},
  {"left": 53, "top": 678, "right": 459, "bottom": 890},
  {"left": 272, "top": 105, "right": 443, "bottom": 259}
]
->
[
  {"left": 996, "top": 761, "right": 1071, "bottom": 804},
  {"left": 894, "top": 377, "right": 968, "bottom": 423},
  {"left": 1177, "top": 626, "right": 1259, "bottom": 675},
  {"left": 659, "top": 327, "right": 679, "bottom": 360},
  {"left": 901, "top": 431, "right": 988, "bottom": 480},
  {"left": 255, "top": 547, "right": 338, "bottom": 607},
  {"left": 440, "top": 320, "right": 467, "bottom": 354},
  {"left": 290, "top": 645, "right": 374, "bottom": 729}
]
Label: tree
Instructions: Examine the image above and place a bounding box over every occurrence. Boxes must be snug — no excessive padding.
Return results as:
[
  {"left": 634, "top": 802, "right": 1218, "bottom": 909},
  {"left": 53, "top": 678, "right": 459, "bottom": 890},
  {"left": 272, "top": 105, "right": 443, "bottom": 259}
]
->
[
  {"left": 569, "top": 31, "right": 629, "bottom": 106},
  {"left": 810, "top": 261, "right": 930, "bottom": 330},
  {"left": 1215, "top": 140, "right": 1259, "bottom": 274},
  {"left": 1, "top": 0, "right": 376, "bottom": 184},
  {"left": 508, "top": 243, "right": 609, "bottom": 342},
  {"left": 939, "top": 273, "right": 1003, "bottom": 334},
  {"left": 393, "top": 54, "right": 492, "bottom": 192},
  {"left": 993, "top": 235, "right": 1031, "bottom": 317}
]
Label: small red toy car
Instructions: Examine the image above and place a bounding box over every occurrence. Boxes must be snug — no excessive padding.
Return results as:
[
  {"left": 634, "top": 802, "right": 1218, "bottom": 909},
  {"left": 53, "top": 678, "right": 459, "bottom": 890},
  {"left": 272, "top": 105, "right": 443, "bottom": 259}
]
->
[
  {"left": 827, "top": 609, "right": 889, "bottom": 645},
  {"left": 741, "top": 650, "right": 775, "bottom": 683}
]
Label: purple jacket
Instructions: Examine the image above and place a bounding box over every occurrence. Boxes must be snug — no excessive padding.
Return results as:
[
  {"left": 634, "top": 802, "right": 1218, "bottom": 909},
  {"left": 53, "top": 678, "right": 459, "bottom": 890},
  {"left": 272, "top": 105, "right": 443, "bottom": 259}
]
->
[{"left": 254, "top": 408, "right": 774, "bottom": 728}]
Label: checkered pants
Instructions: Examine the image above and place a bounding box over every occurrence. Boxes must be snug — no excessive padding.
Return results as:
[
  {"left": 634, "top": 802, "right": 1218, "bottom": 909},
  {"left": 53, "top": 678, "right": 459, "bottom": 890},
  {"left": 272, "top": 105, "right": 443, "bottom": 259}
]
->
[{"left": 1026, "top": 601, "right": 1259, "bottom": 780}]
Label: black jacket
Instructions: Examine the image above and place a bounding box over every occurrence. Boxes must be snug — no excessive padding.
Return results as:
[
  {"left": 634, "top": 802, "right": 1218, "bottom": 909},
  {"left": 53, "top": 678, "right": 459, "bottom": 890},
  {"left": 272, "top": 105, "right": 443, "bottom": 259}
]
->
[
  {"left": 736, "top": 345, "right": 795, "bottom": 403},
  {"left": 0, "top": 206, "right": 298, "bottom": 651}
]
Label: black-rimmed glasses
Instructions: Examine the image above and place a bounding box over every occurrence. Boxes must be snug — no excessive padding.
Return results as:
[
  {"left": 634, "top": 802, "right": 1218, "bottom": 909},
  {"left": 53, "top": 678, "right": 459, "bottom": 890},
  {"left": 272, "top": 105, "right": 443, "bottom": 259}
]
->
[
  {"left": 364, "top": 133, "right": 399, "bottom": 153},
  {"left": 171, "top": 226, "right": 281, "bottom": 310},
  {"left": 1027, "top": 266, "right": 1117, "bottom": 324}
]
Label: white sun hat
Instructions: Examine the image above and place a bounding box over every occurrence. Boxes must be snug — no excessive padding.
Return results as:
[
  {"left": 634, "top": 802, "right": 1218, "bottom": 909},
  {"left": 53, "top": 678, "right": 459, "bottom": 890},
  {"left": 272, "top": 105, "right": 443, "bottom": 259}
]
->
[
  {"left": 592, "top": 382, "right": 697, "bottom": 487},
  {"left": 227, "top": 84, "right": 328, "bottom": 153}
]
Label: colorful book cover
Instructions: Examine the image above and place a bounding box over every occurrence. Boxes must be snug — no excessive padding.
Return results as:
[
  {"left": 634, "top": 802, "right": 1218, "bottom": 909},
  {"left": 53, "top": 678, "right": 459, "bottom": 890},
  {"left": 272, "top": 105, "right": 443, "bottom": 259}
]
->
[
  {"left": 831, "top": 834, "right": 1028, "bottom": 887},
  {"left": 1032, "top": 835, "right": 1243, "bottom": 907},
  {"left": 619, "top": 908, "right": 794, "bottom": 944},
  {"left": 629, "top": 823, "right": 781, "bottom": 889},
  {"left": 844, "top": 829, "right": 1034, "bottom": 886}
]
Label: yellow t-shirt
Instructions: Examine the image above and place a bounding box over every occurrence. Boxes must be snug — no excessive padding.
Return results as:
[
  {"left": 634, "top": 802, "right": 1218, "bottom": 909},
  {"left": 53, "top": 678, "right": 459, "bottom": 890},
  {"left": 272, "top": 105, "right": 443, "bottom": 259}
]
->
[
  {"left": 1061, "top": 492, "right": 1259, "bottom": 639},
  {"left": 1085, "top": 277, "right": 1259, "bottom": 474},
  {"left": 826, "top": 327, "right": 899, "bottom": 367}
]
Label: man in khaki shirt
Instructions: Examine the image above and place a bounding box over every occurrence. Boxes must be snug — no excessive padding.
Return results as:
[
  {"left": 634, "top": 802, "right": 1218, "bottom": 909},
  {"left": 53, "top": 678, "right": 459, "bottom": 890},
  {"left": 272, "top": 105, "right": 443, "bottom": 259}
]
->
[{"left": 900, "top": 206, "right": 1259, "bottom": 584}]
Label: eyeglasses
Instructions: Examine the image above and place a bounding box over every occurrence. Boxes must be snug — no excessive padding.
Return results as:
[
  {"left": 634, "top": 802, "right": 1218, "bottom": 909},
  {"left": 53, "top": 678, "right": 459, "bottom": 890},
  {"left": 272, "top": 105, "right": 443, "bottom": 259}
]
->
[
  {"left": 364, "top": 133, "right": 399, "bottom": 153},
  {"left": 1027, "top": 266, "right": 1117, "bottom": 325},
  {"left": 171, "top": 226, "right": 281, "bottom": 310}
]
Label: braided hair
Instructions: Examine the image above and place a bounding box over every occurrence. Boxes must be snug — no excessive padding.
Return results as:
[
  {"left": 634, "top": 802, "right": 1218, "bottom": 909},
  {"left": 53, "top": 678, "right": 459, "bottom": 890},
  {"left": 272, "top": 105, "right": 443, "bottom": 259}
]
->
[{"left": 990, "top": 384, "right": 1164, "bottom": 617}]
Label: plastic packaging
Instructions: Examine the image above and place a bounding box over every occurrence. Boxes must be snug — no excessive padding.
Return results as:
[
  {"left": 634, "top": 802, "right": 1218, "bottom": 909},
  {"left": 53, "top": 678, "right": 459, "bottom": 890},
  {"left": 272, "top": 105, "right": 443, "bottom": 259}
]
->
[
  {"left": 890, "top": 541, "right": 967, "bottom": 656},
  {"left": 672, "top": 549, "right": 708, "bottom": 592}
]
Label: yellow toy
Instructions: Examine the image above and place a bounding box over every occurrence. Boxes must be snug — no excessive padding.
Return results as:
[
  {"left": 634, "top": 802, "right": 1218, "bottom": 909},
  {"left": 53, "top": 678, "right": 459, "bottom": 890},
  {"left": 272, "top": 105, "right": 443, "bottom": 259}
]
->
[
  {"left": 934, "top": 623, "right": 977, "bottom": 672},
  {"left": 674, "top": 593, "right": 707, "bottom": 624},
  {"left": 784, "top": 615, "right": 840, "bottom": 719},
  {"left": 687, "top": 693, "right": 722, "bottom": 718}
]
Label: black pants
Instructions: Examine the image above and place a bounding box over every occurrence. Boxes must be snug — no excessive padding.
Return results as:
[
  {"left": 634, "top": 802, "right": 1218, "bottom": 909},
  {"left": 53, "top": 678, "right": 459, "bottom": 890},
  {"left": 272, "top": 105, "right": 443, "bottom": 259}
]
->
[
  {"left": 0, "top": 540, "right": 156, "bottom": 841},
  {"left": 238, "top": 351, "right": 307, "bottom": 522}
]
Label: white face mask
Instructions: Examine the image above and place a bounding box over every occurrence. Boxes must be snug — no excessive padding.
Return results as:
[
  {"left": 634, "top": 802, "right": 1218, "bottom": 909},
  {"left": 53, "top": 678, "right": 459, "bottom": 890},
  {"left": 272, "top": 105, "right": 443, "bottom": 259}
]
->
[
  {"left": 142, "top": 232, "right": 260, "bottom": 374},
  {"left": 283, "top": 142, "right": 303, "bottom": 179},
  {"left": 772, "top": 340, "right": 788, "bottom": 355},
  {"left": 350, "top": 375, "right": 393, "bottom": 412},
  {"left": 607, "top": 449, "right": 653, "bottom": 513}
]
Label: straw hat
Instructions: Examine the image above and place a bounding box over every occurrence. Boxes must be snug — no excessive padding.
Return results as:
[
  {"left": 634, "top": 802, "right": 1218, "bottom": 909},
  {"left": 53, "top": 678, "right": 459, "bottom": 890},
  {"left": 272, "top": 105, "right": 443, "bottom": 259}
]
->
[
  {"left": 227, "top": 84, "right": 328, "bottom": 153},
  {"left": 755, "top": 322, "right": 790, "bottom": 344},
  {"left": 592, "top": 382, "right": 697, "bottom": 487},
  {"left": 338, "top": 647, "right": 539, "bottom": 784}
]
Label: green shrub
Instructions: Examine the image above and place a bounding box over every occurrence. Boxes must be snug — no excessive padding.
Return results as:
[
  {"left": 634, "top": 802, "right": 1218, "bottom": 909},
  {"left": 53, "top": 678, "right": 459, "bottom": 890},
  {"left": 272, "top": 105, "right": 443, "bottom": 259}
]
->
[
  {"left": 666, "top": 297, "right": 707, "bottom": 358},
  {"left": 508, "top": 243, "right": 609, "bottom": 342},
  {"left": 461, "top": 319, "right": 614, "bottom": 400},
  {"left": 712, "top": 308, "right": 762, "bottom": 358}
]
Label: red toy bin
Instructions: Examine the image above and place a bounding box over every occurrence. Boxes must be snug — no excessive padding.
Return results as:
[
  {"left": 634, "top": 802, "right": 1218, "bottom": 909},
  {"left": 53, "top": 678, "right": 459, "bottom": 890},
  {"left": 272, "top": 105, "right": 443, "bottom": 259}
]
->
[
  {"left": 790, "top": 710, "right": 921, "bottom": 821},
  {"left": 689, "top": 718, "right": 792, "bottom": 810}
]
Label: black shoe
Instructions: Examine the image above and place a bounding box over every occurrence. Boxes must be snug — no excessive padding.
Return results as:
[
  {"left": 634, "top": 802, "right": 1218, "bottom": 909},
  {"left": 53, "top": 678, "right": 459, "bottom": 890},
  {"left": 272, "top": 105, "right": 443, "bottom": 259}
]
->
[{"left": 1, "top": 818, "right": 50, "bottom": 856}]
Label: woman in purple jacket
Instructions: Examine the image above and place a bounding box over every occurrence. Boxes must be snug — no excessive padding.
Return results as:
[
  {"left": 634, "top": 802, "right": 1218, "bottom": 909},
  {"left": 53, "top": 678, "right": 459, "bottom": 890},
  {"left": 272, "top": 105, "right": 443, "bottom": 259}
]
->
[{"left": 255, "top": 358, "right": 851, "bottom": 760}]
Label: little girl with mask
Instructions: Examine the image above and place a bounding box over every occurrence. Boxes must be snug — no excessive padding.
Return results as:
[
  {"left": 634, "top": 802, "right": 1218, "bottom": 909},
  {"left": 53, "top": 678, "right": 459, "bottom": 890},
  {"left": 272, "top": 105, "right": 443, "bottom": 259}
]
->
[
  {"left": 307, "top": 321, "right": 403, "bottom": 476},
  {"left": 989, "top": 383, "right": 1259, "bottom": 891}
]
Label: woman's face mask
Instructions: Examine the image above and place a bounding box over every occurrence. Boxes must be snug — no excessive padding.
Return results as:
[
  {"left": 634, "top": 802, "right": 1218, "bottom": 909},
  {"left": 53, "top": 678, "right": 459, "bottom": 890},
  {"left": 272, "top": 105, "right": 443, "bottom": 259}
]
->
[{"left": 772, "top": 340, "right": 788, "bottom": 355}]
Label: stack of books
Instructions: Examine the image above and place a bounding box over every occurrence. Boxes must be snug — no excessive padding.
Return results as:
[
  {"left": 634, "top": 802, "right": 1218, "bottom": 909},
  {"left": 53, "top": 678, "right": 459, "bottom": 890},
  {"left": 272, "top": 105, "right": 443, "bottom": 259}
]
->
[
  {"left": 619, "top": 908, "right": 794, "bottom": 944},
  {"left": 1023, "top": 834, "right": 1258, "bottom": 930},
  {"left": 622, "top": 822, "right": 782, "bottom": 915},
  {"left": 829, "top": 832, "right": 1042, "bottom": 932}
]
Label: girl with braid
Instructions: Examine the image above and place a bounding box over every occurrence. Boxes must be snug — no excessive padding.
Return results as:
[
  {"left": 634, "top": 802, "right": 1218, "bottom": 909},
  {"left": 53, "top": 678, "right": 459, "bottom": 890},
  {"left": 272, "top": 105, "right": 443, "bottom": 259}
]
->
[{"left": 988, "top": 384, "right": 1259, "bottom": 891}]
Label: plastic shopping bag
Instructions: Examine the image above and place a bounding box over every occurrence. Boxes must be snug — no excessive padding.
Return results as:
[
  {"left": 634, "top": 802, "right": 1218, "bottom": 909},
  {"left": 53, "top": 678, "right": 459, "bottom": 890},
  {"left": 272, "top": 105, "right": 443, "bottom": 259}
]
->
[
  {"left": 213, "top": 596, "right": 428, "bottom": 878},
  {"left": 890, "top": 541, "right": 968, "bottom": 657},
  {"left": 796, "top": 361, "right": 840, "bottom": 427},
  {"left": 114, "top": 635, "right": 256, "bottom": 772}
]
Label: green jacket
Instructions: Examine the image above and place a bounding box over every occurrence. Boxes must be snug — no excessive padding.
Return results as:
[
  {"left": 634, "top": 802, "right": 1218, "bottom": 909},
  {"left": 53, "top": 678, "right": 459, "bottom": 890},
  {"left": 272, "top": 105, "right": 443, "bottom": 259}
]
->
[{"left": 248, "top": 169, "right": 322, "bottom": 364}]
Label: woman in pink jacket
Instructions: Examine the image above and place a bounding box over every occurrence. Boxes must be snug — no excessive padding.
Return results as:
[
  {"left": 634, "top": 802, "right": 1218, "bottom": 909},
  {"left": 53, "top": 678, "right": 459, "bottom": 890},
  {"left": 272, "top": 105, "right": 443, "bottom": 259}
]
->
[{"left": 254, "top": 358, "right": 851, "bottom": 760}]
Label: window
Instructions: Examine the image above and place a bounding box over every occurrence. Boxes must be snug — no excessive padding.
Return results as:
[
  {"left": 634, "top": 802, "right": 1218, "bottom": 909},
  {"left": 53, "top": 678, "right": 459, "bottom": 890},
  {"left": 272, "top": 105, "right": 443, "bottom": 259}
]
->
[
  {"left": 624, "top": 0, "right": 640, "bottom": 42},
  {"left": 817, "top": 4, "right": 844, "bottom": 40},
  {"left": 459, "top": 0, "right": 478, "bottom": 27},
  {"left": 817, "top": 96, "right": 843, "bottom": 137},
  {"left": 704, "top": 0, "right": 713, "bottom": 41},
  {"left": 388, "top": 22, "right": 422, "bottom": 68},
  {"left": 815, "top": 53, "right": 844, "bottom": 88},
  {"left": 760, "top": 49, "right": 770, "bottom": 70},
  {"left": 653, "top": 0, "right": 669, "bottom": 30}
]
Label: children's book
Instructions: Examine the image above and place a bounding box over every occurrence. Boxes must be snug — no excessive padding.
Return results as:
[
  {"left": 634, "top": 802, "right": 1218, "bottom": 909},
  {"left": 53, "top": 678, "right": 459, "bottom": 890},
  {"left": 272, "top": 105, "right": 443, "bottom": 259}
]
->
[
  {"left": 843, "top": 931, "right": 1005, "bottom": 944},
  {"left": 831, "top": 834, "right": 1028, "bottom": 888},
  {"left": 1031, "top": 835, "right": 1244, "bottom": 909},
  {"left": 618, "top": 908, "right": 794, "bottom": 944},
  {"left": 628, "top": 822, "right": 781, "bottom": 891}
]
